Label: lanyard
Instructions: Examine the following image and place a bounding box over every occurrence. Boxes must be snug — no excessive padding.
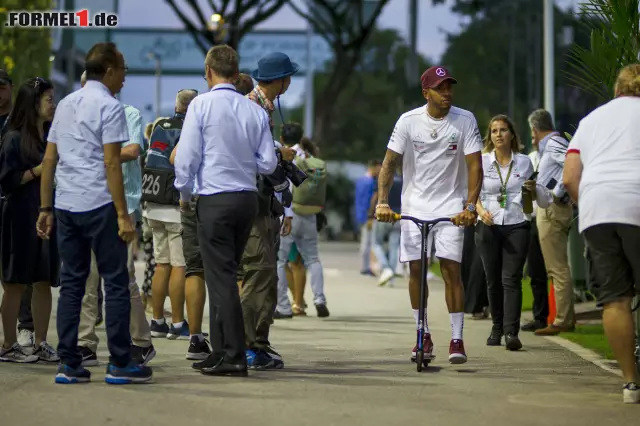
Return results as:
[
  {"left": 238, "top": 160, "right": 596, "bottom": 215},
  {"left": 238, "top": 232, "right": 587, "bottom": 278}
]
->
[{"left": 494, "top": 160, "right": 514, "bottom": 191}]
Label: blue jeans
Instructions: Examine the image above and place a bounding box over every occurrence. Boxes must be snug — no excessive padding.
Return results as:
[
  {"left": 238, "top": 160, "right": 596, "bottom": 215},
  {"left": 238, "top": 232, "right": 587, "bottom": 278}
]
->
[
  {"left": 277, "top": 213, "right": 326, "bottom": 314},
  {"left": 56, "top": 203, "right": 131, "bottom": 368},
  {"left": 372, "top": 221, "right": 401, "bottom": 273}
]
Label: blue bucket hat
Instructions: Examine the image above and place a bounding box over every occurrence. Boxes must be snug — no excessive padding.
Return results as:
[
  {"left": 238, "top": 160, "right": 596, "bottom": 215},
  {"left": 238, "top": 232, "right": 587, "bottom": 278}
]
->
[{"left": 251, "top": 52, "right": 300, "bottom": 82}]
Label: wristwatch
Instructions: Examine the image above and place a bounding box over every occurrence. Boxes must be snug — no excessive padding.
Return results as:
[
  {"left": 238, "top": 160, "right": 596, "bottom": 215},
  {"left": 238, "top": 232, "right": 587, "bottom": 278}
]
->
[{"left": 465, "top": 203, "right": 476, "bottom": 213}]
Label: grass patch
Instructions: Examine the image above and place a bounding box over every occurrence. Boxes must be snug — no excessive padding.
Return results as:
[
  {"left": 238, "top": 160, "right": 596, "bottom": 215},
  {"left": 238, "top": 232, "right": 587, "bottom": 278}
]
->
[
  {"left": 562, "top": 324, "right": 614, "bottom": 360},
  {"left": 429, "top": 263, "right": 534, "bottom": 311}
]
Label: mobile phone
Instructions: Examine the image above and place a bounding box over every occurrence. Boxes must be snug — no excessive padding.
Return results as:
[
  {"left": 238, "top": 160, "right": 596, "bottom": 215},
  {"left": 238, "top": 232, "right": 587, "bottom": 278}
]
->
[{"left": 528, "top": 171, "right": 538, "bottom": 180}]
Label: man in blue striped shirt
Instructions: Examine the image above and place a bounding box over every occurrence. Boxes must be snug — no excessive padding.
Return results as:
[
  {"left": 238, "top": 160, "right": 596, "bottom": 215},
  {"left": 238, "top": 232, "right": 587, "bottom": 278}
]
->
[{"left": 174, "top": 45, "right": 277, "bottom": 376}]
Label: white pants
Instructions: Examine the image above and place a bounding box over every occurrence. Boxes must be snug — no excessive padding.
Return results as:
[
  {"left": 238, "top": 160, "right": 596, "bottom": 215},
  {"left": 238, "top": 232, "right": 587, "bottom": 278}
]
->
[{"left": 400, "top": 220, "right": 463, "bottom": 263}]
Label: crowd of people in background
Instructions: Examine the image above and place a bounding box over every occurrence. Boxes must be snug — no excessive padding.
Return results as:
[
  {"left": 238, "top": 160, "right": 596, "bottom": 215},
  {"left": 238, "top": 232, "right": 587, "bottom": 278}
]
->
[{"left": 0, "top": 42, "right": 329, "bottom": 383}]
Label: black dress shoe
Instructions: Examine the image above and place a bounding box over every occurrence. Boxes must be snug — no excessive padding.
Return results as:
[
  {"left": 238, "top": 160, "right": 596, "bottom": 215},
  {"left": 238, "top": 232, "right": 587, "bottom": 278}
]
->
[
  {"left": 486, "top": 328, "right": 503, "bottom": 346},
  {"left": 505, "top": 333, "right": 523, "bottom": 351},
  {"left": 521, "top": 320, "right": 546, "bottom": 332},
  {"left": 192, "top": 353, "right": 222, "bottom": 371},
  {"left": 200, "top": 358, "right": 248, "bottom": 377}
]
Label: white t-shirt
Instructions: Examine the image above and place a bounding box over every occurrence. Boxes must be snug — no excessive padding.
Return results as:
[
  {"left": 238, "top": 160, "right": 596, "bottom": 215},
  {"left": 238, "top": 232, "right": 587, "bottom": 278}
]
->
[
  {"left": 567, "top": 96, "right": 640, "bottom": 232},
  {"left": 387, "top": 105, "right": 483, "bottom": 220}
]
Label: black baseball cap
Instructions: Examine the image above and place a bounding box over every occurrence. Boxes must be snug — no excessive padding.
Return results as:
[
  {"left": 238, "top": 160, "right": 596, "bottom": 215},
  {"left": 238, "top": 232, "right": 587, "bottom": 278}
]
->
[{"left": 0, "top": 69, "right": 12, "bottom": 86}]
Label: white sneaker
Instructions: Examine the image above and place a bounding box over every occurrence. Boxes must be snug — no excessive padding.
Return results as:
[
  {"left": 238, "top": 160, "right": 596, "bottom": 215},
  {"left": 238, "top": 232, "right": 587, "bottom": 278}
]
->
[
  {"left": 0, "top": 343, "right": 39, "bottom": 363},
  {"left": 378, "top": 268, "right": 394, "bottom": 287},
  {"left": 17, "top": 329, "right": 34, "bottom": 350},
  {"left": 623, "top": 383, "right": 640, "bottom": 404},
  {"left": 427, "top": 271, "right": 436, "bottom": 280}
]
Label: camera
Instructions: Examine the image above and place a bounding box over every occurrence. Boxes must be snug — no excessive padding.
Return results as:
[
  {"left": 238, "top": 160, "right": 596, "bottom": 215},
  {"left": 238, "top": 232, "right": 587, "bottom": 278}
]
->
[{"left": 263, "top": 148, "right": 307, "bottom": 193}]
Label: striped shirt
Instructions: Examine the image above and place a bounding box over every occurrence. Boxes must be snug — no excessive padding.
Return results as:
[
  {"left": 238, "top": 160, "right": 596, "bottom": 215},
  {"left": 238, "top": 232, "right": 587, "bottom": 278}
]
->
[
  {"left": 537, "top": 131, "right": 569, "bottom": 201},
  {"left": 122, "top": 104, "right": 144, "bottom": 215}
]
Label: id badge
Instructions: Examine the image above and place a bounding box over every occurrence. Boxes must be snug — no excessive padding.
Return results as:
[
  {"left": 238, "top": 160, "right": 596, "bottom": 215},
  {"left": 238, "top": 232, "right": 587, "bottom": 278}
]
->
[{"left": 498, "top": 190, "right": 507, "bottom": 208}]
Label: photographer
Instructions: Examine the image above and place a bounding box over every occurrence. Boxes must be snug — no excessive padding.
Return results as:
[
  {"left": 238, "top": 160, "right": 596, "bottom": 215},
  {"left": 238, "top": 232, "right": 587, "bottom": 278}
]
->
[
  {"left": 241, "top": 52, "right": 299, "bottom": 369},
  {"left": 276, "top": 123, "right": 329, "bottom": 319},
  {"left": 475, "top": 115, "right": 548, "bottom": 351}
]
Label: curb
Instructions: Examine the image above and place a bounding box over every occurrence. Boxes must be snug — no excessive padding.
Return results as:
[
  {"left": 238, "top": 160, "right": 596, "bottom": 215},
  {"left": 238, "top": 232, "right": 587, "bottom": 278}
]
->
[{"left": 545, "top": 335, "right": 621, "bottom": 378}]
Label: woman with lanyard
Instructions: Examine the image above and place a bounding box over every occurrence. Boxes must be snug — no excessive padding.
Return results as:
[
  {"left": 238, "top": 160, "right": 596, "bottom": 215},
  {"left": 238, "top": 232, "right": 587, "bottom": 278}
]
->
[{"left": 475, "top": 114, "right": 548, "bottom": 351}]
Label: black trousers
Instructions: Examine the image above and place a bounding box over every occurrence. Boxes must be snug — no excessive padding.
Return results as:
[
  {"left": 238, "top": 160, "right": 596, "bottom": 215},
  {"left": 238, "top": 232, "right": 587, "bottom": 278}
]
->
[
  {"left": 526, "top": 219, "right": 549, "bottom": 323},
  {"left": 462, "top": 225, "right": 488, "bottom": 314},
  {"left": 197, "top": 191, "right": 258, "bottom": 364},
  {"left": 476, "top": 221, "right": 531, "bottom": 335}
]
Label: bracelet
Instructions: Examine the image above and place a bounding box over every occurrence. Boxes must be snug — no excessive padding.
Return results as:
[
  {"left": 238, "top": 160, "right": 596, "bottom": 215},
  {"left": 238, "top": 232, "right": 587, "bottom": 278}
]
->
[
  {"left": 375, "top": 203, "right": 390, "bottom": 210},
  {"left": 29, "top": 169, "right": 36, "bottom": 179},
  {"left": 39, "top": 206, "right": 53, "bottom": 213}
]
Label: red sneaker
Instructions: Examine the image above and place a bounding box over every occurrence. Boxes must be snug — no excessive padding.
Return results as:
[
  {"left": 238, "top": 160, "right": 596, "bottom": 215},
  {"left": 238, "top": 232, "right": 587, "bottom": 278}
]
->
[
  {"left": 448, "top": 339, "right": 467, "bottom": 364},
  {"left": 411, "top": 333, "right": 435, "bottom": 361}
]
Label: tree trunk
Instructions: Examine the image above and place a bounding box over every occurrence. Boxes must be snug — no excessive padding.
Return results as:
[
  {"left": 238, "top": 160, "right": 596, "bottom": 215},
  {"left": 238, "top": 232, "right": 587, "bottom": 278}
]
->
[{"left": 312, "top": 50, "right": 364, "bottom": 143}]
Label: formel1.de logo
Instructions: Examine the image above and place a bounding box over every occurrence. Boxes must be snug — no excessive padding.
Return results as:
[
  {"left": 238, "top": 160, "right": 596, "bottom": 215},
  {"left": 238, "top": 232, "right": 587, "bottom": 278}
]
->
[{"left": 4, "top": 9, "right": 118, "bottom": 28}]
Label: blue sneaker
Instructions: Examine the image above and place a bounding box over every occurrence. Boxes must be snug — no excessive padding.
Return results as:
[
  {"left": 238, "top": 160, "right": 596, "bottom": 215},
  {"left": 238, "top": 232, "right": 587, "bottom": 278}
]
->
[
  {"left": 245, "top": 349, "right": 274, "bottom": 370},
  {"left": 55, "top": 364, "right": 91, "bottom": 384},
  {"left": 167, "top": 321, "right": 190, "bottom": 340},
  {"left": 105, "top": 362, "right": 153, "bottom": 384}
]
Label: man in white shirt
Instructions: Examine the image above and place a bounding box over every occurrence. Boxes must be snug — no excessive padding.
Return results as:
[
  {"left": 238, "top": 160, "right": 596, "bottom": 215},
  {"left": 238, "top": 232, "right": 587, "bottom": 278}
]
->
[
  {"left": 376, "top": 66, "right": 483, "bottom": 365},
  {"left": 174, "top": 45, "right": 277, "bottom": 376},
  {"left": 563, "top": 64, "right": 640, "bottom": 404},
  {"left": 37, "top": 42, "right": 152, "bottom": 384},
  {"left": 528, "top": 109, "right": 575, "bottom": 336}
]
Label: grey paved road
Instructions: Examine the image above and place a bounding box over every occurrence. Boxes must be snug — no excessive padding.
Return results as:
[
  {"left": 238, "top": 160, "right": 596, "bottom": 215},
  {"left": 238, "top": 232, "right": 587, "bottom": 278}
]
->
[{"left": 0, "top": 242, "right": 637, "bottom": 425}]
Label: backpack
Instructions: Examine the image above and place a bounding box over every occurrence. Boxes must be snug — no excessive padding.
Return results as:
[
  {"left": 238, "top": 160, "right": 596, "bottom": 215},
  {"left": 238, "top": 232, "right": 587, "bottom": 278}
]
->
[
  {"left": 292, "top": 155, "right": 327, "bottom": 216},
  {"left": 141, "top": 116, "right": 183, "bottom": 205}
]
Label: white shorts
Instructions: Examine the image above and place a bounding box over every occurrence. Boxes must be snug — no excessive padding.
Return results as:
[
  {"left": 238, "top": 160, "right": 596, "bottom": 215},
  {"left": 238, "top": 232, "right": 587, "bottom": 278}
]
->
[{"left": 400, "top": 220, "right": 463, "bottom": 263}]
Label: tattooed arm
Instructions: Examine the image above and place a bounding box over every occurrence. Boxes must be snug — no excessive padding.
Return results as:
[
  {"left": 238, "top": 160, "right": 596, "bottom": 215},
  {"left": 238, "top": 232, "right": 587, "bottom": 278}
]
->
[{"left": 376, "top": 149, "right": 402, "bottom": 222}]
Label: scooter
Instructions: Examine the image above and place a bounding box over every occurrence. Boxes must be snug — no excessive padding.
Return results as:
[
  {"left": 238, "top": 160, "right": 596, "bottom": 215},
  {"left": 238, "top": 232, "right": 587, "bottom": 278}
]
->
[{"left": 393, "top": 214, "right": 452, "bottom": 372}]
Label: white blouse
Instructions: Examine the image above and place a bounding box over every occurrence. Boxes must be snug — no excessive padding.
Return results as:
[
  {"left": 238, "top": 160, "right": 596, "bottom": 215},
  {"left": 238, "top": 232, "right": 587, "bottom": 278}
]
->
[{"left": 479, "top": 151, "right": 535, "bottom": 225}]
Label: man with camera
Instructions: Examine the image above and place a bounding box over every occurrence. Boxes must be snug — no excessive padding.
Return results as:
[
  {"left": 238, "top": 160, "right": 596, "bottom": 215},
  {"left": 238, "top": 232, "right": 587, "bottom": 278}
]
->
[
  {"left": 527, "top": 109, "right": 575, "bottom": 336},
  {"left": 241, "top": 52, "right": 299, "bottom": 369},
  {"left": 143, "top": 89, "right": 198, "bottom": 342},
  {"left": 275, "top": 122, "right": 329, "bottom": 319}
]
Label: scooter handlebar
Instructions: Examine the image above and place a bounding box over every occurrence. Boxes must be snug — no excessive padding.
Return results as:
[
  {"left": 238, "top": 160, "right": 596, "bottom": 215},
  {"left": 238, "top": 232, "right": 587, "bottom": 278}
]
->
[{"left": 392, "top": 213, "right": 452, "bottom": 226}]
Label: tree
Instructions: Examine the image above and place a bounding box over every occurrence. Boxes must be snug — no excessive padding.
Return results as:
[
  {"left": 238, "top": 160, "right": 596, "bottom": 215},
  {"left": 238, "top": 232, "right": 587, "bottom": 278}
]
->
[
  {"left": 565, "top": 0, "right": 640, "bottom": 103},
  {"left": 289, "top": 28, "right": 431, "bottom": 161},
  {"left": 288, "top": 0, "right": 391, "bottom": 143},
  {"left": 0, "top": 0, "right": 52, "bottom": 90},
  {"left": 165, "top": 0, "right": 287, "bottom": 52},
  {"left": 439, "top": 0, "right": 598, "bottom": 148}
]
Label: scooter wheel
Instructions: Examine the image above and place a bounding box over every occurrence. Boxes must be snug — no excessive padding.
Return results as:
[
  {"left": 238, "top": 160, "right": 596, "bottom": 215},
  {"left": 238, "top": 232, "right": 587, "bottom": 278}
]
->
[
  {"left": 416, "top": 351, "right": 424, "bottom": 372},
  {"left": 422, "top": 358, "right": 431, "bottom": 368}
]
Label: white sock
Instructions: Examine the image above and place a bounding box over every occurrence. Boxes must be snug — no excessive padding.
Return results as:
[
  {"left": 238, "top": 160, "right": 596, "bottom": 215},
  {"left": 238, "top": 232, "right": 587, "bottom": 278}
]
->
[
  {"left": 412, "top": 309, "right": 429, "bottom": 333},
  {"left": 152, "top": 318, "right": 165, "bottom": 325},
  {"left": 191, "top": 333, "right": 204, "bottom": 342},
  {"left": 173, "top": 321, "right": 185, "bottom": 329},
  {"left": 450, "top": 312, "right": 464, "bottom": 340}
]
